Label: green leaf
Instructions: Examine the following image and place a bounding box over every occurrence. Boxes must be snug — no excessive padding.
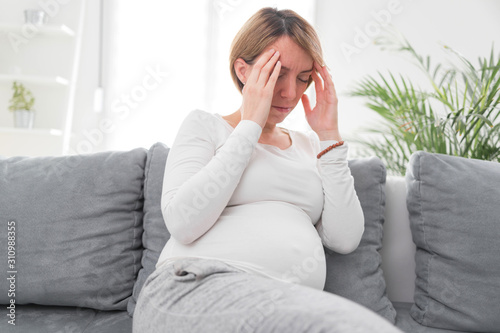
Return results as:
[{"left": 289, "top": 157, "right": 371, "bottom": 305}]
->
[{"left": 350, "top": 31, "right": 500, "bottom": 176}]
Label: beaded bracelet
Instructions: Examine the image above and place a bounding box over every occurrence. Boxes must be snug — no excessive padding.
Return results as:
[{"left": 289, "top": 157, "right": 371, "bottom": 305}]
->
[{"left": 317, "top": 141, "right": 344, "bottom": 159}]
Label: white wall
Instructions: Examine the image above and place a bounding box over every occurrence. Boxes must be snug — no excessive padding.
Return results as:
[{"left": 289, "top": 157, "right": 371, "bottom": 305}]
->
[
  {"left": 3, "top": 1, "right": 499, "bottom": 156},
  {"left": 314, "top": 0, "right": 500, "bottom": 156}
]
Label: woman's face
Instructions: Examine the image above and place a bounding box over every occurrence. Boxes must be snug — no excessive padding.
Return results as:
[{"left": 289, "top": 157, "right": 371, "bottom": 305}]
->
[{"left": 249, "top": 36, "right": 314, "bottom": 124}]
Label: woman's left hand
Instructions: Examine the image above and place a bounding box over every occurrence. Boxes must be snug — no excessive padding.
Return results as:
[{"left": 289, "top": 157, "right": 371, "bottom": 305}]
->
[{"left": 301, "top": 62, "right": 342, "bottom": 141}]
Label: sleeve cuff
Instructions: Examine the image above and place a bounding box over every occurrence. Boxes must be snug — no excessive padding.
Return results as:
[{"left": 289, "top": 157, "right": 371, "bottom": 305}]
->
[
  {"left": 319, "top": 140, "right": 339, "bottom": 151},
  {"left": 318, "top": 140, "right": 348, "bottom": 161}
]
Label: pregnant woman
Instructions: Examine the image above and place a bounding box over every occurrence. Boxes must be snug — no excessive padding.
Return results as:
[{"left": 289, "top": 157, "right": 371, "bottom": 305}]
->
[{"left": 134, "top": 7, "right": 401, "bottom": 333}]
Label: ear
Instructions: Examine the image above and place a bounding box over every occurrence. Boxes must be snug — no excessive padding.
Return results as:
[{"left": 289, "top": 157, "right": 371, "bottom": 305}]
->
[{"left": 234, "top": 58, "right": 250, "bottom": 84}]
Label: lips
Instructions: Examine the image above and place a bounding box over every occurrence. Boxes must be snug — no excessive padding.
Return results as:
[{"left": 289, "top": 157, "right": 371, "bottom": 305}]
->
[{"left": 273, "top": 106, "right": 292, "bottom": 113}]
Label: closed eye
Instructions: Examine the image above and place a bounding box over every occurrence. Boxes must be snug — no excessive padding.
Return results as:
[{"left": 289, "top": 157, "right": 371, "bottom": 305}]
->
[
  {"left": 278, "top": 72, "right": 310, "bottom": 84},
  {"left": 298, "top": 76, "right": 310, "bottom": 84}
]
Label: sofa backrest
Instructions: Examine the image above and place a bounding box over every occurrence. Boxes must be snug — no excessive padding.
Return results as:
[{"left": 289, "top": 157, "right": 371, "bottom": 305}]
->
[
  {"left": 0, "top": 149, "right": 148, "bottom": 311},
  {"left": 381, "top": 176, "right": 416, "bottom": 303}
]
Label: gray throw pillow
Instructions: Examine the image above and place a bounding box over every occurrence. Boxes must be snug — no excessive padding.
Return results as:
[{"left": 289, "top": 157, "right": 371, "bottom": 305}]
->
[
  {"left": 128, "top": 142, "right": 171, "bottom": 315},
  {"left": 324, "top": 157, "right": 396, "bottom": 323},
  {"left": 406, "top": 151, "right": 500, "bottom": 332},
  {"left": 0, "top": 149, "right": 147, "bottom": 310}
]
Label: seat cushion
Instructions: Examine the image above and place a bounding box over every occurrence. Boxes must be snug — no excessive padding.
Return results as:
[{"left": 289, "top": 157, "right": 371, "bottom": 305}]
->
[
  {"left": 0, "top": 304, "right": 132, "bottom": 333},
  {"left": 393, "top": 302, "right": 471, "bottom": 333},
  {"left": 0, "top": 149, "right": 147, "bottom": 310},
  {"left": 323, "top": 157, "right": 396, "bottom": 323},
  {"left": 406, "top": 151, "right": 500, "bottom": 332}
]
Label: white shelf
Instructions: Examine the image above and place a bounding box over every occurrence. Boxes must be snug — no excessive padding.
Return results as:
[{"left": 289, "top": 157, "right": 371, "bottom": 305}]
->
[
  {"left": 0, "top": 0, "right": 85, "bottom": 157},
  {"left": 0, "top": 127, "right": 63, "bottom": 136},
  {"left": 0, "top": 74, "right": 69, "bottom": 86},
  {"left": 0, "top": 127, "right": 65, "bottom": 157},
  {"left": 0, "top": 23, "right": 75, "bottom": 37}
]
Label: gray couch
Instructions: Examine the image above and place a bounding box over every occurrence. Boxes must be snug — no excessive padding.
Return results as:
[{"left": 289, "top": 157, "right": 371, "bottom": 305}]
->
[{"left": 1, "top": 142, "right": 498, "bottom": 333}]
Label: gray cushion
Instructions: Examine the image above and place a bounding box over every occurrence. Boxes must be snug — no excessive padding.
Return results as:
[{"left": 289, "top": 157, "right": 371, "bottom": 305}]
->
[
  {"left": 324, "top": 157, "right": 396, "bottom": 323},
  {"left": 0, "top": 149, "right": 147, "bottom": 310},
  {"left": 406, "top": 151, "right": 500, "bottom": 332},
  {"left": 0, "top": 304, "right": 131, "bottom": 333},
  {"left": 393, "top": 302, "right": 467, "bottom": 333},
  {"left": 128, "top": 142, "right": 171, "bottom": 315}
]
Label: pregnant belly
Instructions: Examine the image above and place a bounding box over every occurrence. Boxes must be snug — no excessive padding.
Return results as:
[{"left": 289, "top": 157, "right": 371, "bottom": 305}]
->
[{"left": 164, "top": 201, "right": 327, "bottom": 290}]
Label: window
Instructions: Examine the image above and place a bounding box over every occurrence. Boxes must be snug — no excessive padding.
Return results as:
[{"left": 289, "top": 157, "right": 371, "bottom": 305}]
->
[{"left": 103, "top": 0, "right": 317, "bottom": 150}]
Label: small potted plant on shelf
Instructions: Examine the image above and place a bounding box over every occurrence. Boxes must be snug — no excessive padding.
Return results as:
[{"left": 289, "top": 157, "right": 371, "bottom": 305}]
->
[{"left": 8, "top": 81, "right": 36, "bottom": 129}]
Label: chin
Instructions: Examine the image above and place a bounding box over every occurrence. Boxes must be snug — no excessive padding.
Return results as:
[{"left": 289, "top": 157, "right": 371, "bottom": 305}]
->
[{"left": 269, "top": 111, "right": 291, "bottom": 125}]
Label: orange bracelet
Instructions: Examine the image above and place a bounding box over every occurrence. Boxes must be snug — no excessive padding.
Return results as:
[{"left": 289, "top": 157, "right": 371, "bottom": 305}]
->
[{"left": 317, "top": 141, "right": 344, "bottom": 159}]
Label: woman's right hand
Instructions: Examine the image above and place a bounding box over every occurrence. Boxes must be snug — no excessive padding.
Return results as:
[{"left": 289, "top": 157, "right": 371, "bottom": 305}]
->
[{"left": 240, "top": 49, "right": 281, "bottom": 128}]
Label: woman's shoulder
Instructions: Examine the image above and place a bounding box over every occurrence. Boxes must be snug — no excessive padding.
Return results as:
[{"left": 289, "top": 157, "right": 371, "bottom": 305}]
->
[
  {"left": 184, "top": 109, "right": 217, "bottom": 124},
  {"left": 176, "top": 110, "right": 229, "bottom": 144},
  {"left": 179, "top": 109, "right": 223, "bottom": 130}
]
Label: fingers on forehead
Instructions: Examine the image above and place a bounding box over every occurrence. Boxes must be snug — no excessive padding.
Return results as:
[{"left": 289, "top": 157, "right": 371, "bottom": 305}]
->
[{"left": 255, "top": 49, "right": 277, "bottom": 68}]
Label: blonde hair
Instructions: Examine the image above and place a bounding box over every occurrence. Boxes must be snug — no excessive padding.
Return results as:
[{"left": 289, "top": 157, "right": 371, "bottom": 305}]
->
[{"left": 229, "top": 7, "right": 324, "bottom": 93}]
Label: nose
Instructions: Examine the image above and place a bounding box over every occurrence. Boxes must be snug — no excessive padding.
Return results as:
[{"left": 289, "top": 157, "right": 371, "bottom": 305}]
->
[{"left": 279, "top": 78, "right": 296, "bottom": 100}]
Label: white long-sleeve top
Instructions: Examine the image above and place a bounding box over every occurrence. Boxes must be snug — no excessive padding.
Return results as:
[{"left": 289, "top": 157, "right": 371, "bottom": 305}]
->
[{"left": 157, "top": 110, "right": 364, "bottom": 290}]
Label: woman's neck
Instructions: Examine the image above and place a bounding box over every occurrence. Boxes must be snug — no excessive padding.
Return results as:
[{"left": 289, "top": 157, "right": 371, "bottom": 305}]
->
[
  {"left": 222, "top": 109, "right": 291, "bottom": 148},
  {"left": 223, "top": 110, "right": 279, "bottom": 135}
]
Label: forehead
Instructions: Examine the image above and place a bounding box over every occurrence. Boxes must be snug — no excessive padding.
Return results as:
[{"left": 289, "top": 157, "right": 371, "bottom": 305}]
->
[{"left": 264, "top": 36, "right": 313, "bottom": 72}]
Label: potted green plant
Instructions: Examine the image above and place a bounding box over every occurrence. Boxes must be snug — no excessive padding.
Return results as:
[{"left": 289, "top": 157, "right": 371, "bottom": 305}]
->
[
  {"left": 8, "top": 81, "right": 36, "bottom": 129},
  {"left": 351, "top": 31, "right": 500, "bottom": 175}
]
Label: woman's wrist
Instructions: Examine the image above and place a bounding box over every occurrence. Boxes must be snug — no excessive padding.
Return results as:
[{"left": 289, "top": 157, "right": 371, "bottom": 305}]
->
[{"left": 316, "top": 129, "right": 342, "bottom": 142}]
